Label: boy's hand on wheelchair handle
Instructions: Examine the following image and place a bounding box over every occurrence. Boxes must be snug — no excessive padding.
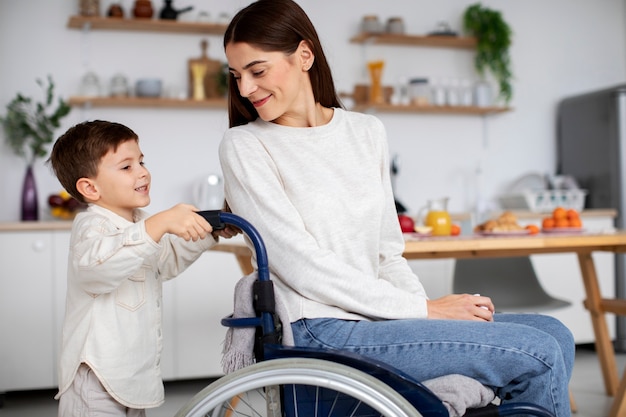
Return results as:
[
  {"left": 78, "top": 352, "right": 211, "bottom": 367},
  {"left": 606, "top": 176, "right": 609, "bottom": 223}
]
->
[{"left": 147, "top": 203, "right": 213, "bottom": 242}]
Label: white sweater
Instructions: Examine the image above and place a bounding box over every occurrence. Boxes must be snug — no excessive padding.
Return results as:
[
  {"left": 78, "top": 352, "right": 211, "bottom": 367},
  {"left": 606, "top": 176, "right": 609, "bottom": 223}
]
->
[{"left": 219, "top": 108, "right": 428, "bottom": 322}]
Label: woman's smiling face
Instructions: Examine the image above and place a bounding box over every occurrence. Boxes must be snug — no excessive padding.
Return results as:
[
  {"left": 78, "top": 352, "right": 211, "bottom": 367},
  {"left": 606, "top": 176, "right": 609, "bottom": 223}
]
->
[{"left": 226, "top": 41, "right": 311, "bottom": 124}]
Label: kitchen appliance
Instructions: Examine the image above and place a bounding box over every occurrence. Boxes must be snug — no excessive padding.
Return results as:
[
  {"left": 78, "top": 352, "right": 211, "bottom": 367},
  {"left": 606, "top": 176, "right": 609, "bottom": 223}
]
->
[
  {"left": 192, "top": 173, "right": 224, "bottom": 210},
  {"left": 556, "top": 84, "right": 626, "bottom": 349}
]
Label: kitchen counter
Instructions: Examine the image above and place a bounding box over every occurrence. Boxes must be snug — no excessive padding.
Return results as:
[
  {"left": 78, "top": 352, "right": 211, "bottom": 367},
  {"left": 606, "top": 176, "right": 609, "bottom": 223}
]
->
[
  {"left": 0, "top": 209, "right": 616, "bottom": 232},
  {"left": 0, "top": 220, "right": 73, "bottom": 231}
]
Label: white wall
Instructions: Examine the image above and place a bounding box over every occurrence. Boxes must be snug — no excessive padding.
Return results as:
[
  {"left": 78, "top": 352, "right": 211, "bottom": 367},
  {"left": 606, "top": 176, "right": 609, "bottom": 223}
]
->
[{"left": 1, "top": 0, "right": 625, "bottom": 221}]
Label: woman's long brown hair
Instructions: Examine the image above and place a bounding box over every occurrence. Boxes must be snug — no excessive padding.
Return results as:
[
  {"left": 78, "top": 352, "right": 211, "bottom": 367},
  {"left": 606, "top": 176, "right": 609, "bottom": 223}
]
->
[{"left": 223, "top": 0, "right": 344, "bottom": 128}]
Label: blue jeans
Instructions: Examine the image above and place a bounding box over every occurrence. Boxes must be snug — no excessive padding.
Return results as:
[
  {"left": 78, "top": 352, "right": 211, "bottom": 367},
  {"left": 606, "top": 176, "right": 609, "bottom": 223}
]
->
[{"left": 291, "top": 313, "right": 574, "bottom": 417}]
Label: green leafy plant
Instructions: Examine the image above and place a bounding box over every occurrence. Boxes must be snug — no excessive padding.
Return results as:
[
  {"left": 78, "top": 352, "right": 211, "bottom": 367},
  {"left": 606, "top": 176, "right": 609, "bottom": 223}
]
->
[
  {"left": 1, "top": 76, "right": 71, "bottom": 165},
  {"left": 463, "top": 3, "right": 513, "bottom": 104}
]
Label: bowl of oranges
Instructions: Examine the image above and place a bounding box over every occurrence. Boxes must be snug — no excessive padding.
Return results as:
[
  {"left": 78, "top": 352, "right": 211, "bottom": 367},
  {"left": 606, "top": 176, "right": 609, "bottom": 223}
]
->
[{"left": 541, "top": 207, "right": 583, "bottom": 233}]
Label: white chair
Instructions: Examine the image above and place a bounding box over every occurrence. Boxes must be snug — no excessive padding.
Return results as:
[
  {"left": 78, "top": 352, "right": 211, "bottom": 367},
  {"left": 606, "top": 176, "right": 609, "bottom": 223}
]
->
[{"left": 452, "top": 256, "right": 570, "bottom": 313}]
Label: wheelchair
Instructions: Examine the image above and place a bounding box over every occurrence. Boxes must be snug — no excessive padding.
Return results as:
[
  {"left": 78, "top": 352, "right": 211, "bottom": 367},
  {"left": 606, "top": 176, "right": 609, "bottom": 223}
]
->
[{"left": 175, "top": 211, "right": 557, "bottom": 417}]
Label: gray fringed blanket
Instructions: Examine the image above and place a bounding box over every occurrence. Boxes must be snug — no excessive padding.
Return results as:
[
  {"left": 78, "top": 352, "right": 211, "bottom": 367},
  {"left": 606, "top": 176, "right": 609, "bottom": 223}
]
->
[{"left": 221, "top": 273, "right": 294, "bottom": 374}]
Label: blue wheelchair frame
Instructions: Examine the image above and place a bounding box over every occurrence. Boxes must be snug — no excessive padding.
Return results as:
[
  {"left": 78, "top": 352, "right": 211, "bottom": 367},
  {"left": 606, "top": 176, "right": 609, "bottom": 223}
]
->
[{"left": 210, "top": 211, "right": 556, "bottom": 417}]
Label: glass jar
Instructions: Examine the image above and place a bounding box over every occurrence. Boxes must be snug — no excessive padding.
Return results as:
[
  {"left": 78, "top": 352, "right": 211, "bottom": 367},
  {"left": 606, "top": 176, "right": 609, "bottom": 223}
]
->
[
  {"left": 361, "top": 15, "right": 382, "bottom": 34},
  {"left": 409, "top": 78, "right": 430, "bottom": 106},
  {"left": 79, "top": 0, "right": 100, "bottom": 16},
  {"left": 386, "top": 17, "right": 405, "bottom": 34}
]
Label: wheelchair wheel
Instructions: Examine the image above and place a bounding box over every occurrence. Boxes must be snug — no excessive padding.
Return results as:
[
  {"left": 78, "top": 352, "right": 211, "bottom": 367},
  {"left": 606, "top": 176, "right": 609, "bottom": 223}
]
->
[{"left": 175, "top": 357, "right": 423, "bottom": 417}]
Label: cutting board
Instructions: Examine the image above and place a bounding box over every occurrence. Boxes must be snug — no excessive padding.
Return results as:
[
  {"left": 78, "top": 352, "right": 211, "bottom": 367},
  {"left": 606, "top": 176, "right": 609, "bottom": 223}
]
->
[{"left": 188, "top": 39, "right": 223, "bottom": 100}]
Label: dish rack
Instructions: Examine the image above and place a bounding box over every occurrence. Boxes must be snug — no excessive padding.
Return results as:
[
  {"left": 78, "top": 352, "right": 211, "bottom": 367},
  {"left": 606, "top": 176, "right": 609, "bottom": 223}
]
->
[{"left": 499, "top": 189, "right": 587, "bottom": 213}]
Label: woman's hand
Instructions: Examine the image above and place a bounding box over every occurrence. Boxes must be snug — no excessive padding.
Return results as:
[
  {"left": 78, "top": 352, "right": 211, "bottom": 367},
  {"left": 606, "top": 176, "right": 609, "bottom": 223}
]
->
[
  {"left": 212, "top": 225, "right": 240, "bottom": 240},
  {"left": 426, "top": 293, "right": 494, "bottom": 321}
]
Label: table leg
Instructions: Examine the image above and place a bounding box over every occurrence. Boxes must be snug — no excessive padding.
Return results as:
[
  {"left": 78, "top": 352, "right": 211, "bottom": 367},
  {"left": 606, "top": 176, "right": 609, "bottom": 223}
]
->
[
  {"left": 578, "top": 252, "right": 619, "bottom": 396},
  {"left": 610, "top": 367, "right": 626, "bottom": 417}
]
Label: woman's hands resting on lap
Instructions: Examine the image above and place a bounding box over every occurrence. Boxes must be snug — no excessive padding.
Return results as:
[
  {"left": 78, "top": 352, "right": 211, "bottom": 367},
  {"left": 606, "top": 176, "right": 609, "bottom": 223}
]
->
[{"left": 427, "top": 294, "right": 495, "bottom": 321}]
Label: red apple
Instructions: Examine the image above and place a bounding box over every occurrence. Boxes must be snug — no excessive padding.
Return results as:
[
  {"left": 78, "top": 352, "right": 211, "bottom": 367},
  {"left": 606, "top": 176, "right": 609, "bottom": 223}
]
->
[{"left": 398, "top": 214, "right": 415, "bottom": 233}]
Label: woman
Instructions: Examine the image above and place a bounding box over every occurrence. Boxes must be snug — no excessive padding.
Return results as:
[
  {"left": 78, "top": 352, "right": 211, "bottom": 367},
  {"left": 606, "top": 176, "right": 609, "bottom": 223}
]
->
[{"left": 219, "top": 1, "right": 574, "bottom": 415}]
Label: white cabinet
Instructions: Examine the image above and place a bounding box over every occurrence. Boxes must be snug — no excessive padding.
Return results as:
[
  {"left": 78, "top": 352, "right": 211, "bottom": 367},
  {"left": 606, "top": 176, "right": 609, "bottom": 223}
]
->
[
  {"left": 161, "top": 249, "right": 240, "bottom": 380},
  {"left": 410, "top": 213, "right": 616, "bottom": 344},
  {"left": 0, "top": 231, "right": 57, "bottom": 391}
]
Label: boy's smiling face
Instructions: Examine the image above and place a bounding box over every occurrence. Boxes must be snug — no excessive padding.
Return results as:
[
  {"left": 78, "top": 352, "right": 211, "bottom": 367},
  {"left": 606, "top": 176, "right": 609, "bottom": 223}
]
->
[{"left": 86, "top": 139, "right": 151, "bottom": 221}]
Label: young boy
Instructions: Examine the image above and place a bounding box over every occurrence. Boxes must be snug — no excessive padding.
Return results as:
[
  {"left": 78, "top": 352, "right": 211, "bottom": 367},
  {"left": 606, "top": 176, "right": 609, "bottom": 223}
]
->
[{"left": 48, "top": 120, "right": 235, "bottom": 416}]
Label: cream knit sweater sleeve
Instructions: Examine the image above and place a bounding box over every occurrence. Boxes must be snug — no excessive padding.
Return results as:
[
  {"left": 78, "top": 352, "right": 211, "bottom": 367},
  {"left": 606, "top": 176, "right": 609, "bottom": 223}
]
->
[{"left": 219, "top": 108, "right": 428, "bottom": 322}]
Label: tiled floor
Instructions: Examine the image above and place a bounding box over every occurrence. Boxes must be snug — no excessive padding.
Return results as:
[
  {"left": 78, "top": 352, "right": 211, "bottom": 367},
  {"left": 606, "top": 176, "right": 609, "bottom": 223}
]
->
[{"left": 1, "top": 345, "right": 623, "bottom": 416}]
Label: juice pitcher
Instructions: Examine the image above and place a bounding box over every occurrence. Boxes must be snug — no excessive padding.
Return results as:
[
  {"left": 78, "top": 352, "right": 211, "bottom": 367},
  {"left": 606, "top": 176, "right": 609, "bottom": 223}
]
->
[{"left": 418, "top": 197, "right": 452, "bottom": 236}]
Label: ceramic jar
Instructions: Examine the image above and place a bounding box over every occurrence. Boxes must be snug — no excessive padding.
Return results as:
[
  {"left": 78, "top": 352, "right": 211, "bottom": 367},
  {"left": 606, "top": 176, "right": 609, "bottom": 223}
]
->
[
  {"left": 133, "top": 0, "right": 154, "bottom": 18},
  {"left": 107, "top": 3, "right": 124, "bottom": 17}
]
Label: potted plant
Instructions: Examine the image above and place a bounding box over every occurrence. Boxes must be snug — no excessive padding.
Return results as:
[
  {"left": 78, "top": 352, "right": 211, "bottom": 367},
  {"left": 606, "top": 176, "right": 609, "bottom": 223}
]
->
[
  {"left": 463, "top": 3, "right": 513, "bottom": 105},
  {"left": 0, "top": 76, "right": 71, "bottom": 220}
]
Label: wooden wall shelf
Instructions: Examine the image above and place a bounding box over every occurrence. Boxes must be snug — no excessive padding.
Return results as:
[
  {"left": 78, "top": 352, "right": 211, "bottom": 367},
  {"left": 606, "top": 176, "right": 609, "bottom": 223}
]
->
[
  {"left": 350, "top": 33, "right": 477, "bottom": 49},
  {"left": 68, "top": 96, "right": 227, "bottom": 109},
  {"left": 351, "top": 103, "right": 511, "bottom": 115},
  {"left": 67, "top": 15, "right": 227, "bottom": 35}
]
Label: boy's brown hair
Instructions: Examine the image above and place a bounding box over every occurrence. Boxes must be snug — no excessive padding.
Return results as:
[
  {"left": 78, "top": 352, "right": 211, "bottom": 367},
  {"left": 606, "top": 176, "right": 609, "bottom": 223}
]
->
[{"left": 48, "top": 120, "right": 138, "bottom": 203}]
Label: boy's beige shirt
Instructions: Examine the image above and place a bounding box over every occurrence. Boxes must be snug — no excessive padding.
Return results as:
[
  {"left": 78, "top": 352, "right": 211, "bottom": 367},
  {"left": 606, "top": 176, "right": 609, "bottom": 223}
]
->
[{"left": 55, "top": 204, "right": 216, "bottom": 408}]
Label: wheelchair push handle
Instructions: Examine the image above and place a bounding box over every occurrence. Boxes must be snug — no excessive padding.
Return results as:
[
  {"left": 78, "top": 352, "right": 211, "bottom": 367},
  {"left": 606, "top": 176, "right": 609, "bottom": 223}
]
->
[{"left": 195, "top": 210, "right": 270, "bottom": 282}]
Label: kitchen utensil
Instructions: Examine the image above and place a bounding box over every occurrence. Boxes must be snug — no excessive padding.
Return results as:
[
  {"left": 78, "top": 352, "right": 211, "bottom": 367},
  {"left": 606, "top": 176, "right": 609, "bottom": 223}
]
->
[
  {"left": 159, "top": 0, "right": 193, "bottom": 20},
  {"left": 188, "top": 39, "right": 222, "bottom": 100},
  {"left": 192, "top": 173, "right": 224, "bottom": 210}
]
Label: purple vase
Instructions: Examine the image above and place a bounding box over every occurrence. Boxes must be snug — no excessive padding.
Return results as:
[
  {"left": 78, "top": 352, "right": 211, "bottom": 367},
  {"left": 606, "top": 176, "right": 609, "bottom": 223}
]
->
[{"left": 21, "top": 164, "right": 39, "bottom": 221}]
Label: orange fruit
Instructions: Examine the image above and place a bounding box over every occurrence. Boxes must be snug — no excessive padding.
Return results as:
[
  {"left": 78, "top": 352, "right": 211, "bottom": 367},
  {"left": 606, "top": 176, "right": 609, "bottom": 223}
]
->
[
  {"left": 569, "top": 217, "right": 582, "bottom": 228},
  {"left": 450, "top": 224, "right": 461, "bottom": 236},
  {"left": 567, "top": 209, "right": 580, "bottom": 220},
  {"left": 525, "top": 224, "right": 540, "bottom": 235},
  {"left": 542, "top": 217, "right": 555, "bottom": 229},
  {"left": 553, "top": 207, "right": 567, "bottom": 220},
  {"left": 555, "top": 218, "right": 570, "bottom": 228}
]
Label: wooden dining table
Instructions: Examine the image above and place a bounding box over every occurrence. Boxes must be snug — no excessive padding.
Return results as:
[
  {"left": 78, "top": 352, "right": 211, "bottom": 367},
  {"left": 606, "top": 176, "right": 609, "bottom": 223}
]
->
[{"left": 212, "top": 230, "right": 626, "bottom": 416}]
